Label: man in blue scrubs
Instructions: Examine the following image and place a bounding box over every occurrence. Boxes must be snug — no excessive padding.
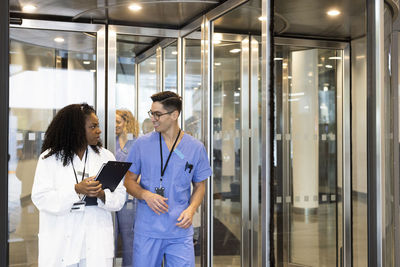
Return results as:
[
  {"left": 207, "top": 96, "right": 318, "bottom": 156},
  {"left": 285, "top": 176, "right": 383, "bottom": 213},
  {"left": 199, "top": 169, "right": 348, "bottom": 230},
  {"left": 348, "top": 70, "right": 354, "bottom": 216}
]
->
[{"left": 124, "top": 91, "right": 212, "bottom": 267}]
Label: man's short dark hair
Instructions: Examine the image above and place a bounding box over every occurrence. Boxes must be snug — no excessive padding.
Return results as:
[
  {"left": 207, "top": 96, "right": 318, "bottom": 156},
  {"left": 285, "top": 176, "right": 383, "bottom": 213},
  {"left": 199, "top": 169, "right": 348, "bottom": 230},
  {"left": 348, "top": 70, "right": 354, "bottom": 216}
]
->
[{"left": 151, "top": 91, "right": 182, "bottom": 113}]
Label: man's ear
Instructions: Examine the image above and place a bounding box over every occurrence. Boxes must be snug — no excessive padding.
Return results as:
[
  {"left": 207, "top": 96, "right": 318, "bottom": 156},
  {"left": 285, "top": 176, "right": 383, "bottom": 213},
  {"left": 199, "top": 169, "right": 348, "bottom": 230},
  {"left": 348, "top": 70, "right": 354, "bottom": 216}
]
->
[{"left": 171, "top": 110, "right": 180, "bottom": 120}]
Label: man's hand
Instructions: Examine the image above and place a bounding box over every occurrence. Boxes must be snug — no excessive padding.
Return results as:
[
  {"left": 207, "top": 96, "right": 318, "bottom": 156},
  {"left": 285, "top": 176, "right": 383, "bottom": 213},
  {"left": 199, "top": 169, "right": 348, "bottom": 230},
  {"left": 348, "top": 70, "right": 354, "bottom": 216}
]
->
[
  {"left": 176, "top": 207, "right": 195, "bottom": 229},
  {"left": 143, "top": 191, "right": 168, "bottom": 215},
  {"left": 75, "top": 176, "right": 103, "bottom": 198}
]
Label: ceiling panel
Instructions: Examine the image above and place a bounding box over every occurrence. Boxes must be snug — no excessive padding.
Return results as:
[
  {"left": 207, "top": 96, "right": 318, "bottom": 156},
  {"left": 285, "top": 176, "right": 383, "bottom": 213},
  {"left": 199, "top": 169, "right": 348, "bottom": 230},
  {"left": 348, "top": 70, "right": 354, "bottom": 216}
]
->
[
  {"left": 10, "top": 0, "right": 375, "bottom": 40},
  {"left": 10, "top": 0, "right": 221, "bottom": 28},
  {"left": 213, "top": 0, "right": 367, "bottom": 40},
  {"left": 10, "top": 27, "right": 96, "bottom": 53}
]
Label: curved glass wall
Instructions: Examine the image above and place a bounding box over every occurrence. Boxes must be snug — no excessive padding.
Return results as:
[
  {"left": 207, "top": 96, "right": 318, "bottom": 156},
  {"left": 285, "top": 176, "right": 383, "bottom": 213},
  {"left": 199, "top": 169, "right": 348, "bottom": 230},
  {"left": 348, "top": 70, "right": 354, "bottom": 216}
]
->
[
  {"left": 163, "top": 42, "right": 178, "bottom": 93},
  {"left": 138, "top": 55, "right": 157, "bottom": 133},
  {"left": 351, "top": 35, "right": 368, "bottom": 266},
  {"left": 273, "top": 45, "right": 343, "bottom": 266},
  {"left": 212, "top": 38, "right": 242, "bottom": 267},
  {"left": 183, "top": 33, "right": 203, "bottom": 267},
  {"left": 8, "top": 27, "right": 97, "bottom": 266},
  {"left": 383, "top": 4, "right": 395, "bottom": 266}
]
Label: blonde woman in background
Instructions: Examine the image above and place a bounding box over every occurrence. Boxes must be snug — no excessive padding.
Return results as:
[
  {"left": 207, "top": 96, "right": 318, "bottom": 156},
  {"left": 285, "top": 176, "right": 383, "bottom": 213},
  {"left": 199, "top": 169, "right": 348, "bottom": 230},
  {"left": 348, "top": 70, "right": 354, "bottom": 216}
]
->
[{"left": 115, "top": 109, "right": 139, "bottom": 267}]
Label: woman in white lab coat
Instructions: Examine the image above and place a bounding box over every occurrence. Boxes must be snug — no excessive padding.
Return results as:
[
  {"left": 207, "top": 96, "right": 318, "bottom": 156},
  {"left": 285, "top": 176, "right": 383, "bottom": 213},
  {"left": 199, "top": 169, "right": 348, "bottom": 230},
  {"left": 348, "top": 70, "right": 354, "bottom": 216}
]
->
[{"left": 31, "top": 103, "right": 126, "bottom": 267}]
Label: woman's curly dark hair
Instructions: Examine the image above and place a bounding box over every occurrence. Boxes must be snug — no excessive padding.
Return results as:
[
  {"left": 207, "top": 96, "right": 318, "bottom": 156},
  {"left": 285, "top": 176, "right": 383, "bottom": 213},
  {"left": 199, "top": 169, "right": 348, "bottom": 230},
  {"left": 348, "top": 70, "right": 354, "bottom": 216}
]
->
[{"left": 41, "top": 103, "right": 102, "bottom": 166}]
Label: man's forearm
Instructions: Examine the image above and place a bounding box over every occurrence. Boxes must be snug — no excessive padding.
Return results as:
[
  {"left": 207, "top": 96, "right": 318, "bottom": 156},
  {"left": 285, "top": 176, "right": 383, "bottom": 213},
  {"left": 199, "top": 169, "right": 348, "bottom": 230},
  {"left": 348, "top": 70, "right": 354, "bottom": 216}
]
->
[
  {"left": 188, "top": 181, "right": 206, "bottom": 212},
  {"left": 125, "top": 179, "right": 150, "bottom": 200}
]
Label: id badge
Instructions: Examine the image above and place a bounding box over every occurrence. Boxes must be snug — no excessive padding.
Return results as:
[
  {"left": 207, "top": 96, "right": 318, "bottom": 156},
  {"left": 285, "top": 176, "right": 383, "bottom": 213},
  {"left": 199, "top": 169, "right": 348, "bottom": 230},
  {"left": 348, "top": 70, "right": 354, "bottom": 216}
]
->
[
  {"left": 70, "top": 200, "right": 86, "bottom": 212},
  {"left": 155, "top": 187, "right": 165, "bottom": 197}
]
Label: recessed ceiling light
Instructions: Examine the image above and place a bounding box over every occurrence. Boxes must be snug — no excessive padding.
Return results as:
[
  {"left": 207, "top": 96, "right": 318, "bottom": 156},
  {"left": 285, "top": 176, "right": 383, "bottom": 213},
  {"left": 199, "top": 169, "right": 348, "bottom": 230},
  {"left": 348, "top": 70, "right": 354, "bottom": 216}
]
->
[
  {"left": 230, "top": 48, "right": 241, "bottom": 54},
  {"left": 328, "top": 56, "right": 342, "bottom": 60},
  {"left": 54, "top": 37, "right": 64, "bottom": 43},
  {"left": 327, "top": 9, "right": 341, "bottom": 16},
  {"left": 274, "top": 57, "right": 283, "bottom": 61},
  {"left": 325, "top": 65, "right": 333, "bottom": 68},
  {"left": 129, "top": 4, "right": 142, "bottom": 11},
  {"left": 90, "top": 69, "right": 96, "bottom": 73},
  {"left": 23, "top": 4, "right": 37, "bottom": 12},
  {"left": 171, "top": 51, "right": 178, "bottom": 55},
  {"left": 83, "top": 61, "right": 90, "bottom": 65},
  {"left": 214, "top": 62, "right": 221, "bottom": 66},
  {"left": 258, "top": 16, "right": 267, "bottom": 21},
  {"left": 149, "top": 70, "right": 155, "bottom": 73}
]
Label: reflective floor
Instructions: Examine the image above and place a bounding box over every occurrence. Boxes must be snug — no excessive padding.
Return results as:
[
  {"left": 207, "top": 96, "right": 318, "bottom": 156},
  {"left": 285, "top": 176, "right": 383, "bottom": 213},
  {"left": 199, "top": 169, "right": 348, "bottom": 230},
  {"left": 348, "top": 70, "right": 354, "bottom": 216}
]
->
[{"left": 8, "top": 191, "right": 367, "bottom": 266}]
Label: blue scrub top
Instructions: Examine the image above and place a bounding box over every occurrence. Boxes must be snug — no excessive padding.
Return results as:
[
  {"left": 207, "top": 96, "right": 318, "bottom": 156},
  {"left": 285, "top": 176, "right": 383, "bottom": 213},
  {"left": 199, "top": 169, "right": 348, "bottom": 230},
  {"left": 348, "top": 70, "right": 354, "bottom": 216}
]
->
[
  {"left": 126, "top": 131, "right": 212, "bottom": 239},
  {"left": 116, "top": 137, "right": 135, "bottom": 162}
]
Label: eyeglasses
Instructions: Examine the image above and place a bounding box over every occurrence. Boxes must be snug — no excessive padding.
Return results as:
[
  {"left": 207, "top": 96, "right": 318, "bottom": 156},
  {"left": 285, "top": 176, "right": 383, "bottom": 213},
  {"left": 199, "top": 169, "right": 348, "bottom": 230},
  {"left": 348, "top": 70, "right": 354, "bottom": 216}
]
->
[{"left": 148, "top": 110, "right": 174, "bottom": 120}]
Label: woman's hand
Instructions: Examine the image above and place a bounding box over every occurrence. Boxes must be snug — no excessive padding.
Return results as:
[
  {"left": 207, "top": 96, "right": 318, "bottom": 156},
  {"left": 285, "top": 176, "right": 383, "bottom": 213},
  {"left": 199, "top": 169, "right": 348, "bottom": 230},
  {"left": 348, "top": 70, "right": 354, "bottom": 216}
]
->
[{"left": 75, "top": 176, "right": 103, "bottom": 198}]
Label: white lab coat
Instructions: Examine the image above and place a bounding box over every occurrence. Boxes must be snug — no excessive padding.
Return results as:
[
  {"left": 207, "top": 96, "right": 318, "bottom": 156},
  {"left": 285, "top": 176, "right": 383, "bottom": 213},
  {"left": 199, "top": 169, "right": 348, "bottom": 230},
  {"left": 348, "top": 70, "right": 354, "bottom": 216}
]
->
[{"left": 31, "top": 146, "right": 126, "bottom": 267}]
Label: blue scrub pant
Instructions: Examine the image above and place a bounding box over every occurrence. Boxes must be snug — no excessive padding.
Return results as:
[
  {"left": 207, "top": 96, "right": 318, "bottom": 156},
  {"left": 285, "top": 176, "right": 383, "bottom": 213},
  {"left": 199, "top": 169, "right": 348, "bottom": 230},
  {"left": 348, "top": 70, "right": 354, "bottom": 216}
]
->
[
  {"left": 116, "top": 199, "right": 137, "bottom": 267},
  {"left": 133, "top": 233, "right": 195, "bottom": 267}
]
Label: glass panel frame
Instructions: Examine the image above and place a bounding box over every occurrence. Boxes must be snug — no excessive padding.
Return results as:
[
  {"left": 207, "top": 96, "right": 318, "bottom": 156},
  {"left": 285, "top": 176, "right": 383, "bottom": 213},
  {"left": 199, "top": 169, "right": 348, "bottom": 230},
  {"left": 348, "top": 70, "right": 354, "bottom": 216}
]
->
[
  {"left": 272, "top": 38, "right": 350, "bottom": 267},
  {"left": 8, "top": 22, "right": 105, "bottom": 267}
]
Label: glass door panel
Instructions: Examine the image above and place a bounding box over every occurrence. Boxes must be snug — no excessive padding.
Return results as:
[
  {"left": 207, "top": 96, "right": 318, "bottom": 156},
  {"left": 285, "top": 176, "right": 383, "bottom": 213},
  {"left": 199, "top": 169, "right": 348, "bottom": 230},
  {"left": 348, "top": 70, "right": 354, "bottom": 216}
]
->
[
  {"left": 274, "top": 45, "right": 343, "bottom": 267},
  {"left": 212, "top": 39, "right": 242, "bottom": 267},
  {"left": 163, "top": 41, "right": 178, "bottom": 93},
  {"left": 113, "top": 34, "right": 139, "bottom": 267},
  {"left": 8, "top": 27, "right": 97, "bottom": 266},
  {"left": 138, "top": 55, "right": 157, "bottom": 133},
  {"left": 183, "top": 36, "right": 202, "bottom": 266}
]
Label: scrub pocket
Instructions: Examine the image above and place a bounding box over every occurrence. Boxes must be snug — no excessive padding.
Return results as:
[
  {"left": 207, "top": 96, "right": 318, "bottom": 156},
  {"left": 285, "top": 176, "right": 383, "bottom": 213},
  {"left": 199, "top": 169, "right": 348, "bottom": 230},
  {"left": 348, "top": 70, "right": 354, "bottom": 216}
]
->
[{"left": 173, "top": 160, "right": 193, "bottom": 204}]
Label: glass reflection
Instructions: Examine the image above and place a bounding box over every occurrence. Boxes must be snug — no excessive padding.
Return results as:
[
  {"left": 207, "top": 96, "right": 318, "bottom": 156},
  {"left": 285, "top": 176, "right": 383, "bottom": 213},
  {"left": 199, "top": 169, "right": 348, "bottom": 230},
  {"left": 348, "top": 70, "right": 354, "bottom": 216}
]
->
[
  {"left": 213, "top": 40, "right": 241, "bottom": 267},
  {"left": 114, "top": 34, "right": 139, "bottom": 267},
  {"left": 8, "top": 28, "right": 97, "bottom": 266},
  {"left": 138, "top": 55, "right": 157, "bottom": 134},
  {"left": 184, "top": 38, "right": 202, "bottom": 140},
  {"left": 183, "top": 36, "right": 202, "bottom": 266},
  {"left": 164, "top": 42, "right": 178, "bottom": 93},
  {"left": 274, "top": 46, "right": 342, "bottom": 267}
]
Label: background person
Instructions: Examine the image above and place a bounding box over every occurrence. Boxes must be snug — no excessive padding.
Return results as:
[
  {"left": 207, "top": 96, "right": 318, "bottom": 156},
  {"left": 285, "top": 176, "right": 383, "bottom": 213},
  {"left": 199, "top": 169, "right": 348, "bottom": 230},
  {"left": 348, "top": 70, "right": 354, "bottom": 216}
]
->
[
  {"left": 141, "top": 118, "right": 154, "bottom": 135},
  {"left": 31, "top": 103, "right": 126, "bottom": 267},
  {"left": 124, "top": 91, "right": 212, "bottom": 267},
  {"left": 115, "top": 109, "right": 139, "bottom": 267}
]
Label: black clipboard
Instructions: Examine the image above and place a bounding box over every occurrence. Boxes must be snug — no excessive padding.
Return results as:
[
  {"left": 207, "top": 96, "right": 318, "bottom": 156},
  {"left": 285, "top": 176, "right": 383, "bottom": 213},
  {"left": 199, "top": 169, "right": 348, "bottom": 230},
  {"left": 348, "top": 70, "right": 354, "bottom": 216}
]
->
[{"left": 84, "top": 161, "right": 132, "bottom": 206}]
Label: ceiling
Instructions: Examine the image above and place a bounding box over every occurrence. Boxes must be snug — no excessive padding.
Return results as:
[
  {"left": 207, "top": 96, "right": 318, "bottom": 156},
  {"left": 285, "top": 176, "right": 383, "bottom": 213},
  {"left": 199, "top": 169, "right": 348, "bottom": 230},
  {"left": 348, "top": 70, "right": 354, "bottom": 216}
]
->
[
  {"left": 213, "top": 0, "right": 367, "bottom": 40},
  {"left": 9, "top": 0, "right": 222, "bottom": 28},
  {"left": 10, "top": 0, "right": 400, "bottom": 54}
]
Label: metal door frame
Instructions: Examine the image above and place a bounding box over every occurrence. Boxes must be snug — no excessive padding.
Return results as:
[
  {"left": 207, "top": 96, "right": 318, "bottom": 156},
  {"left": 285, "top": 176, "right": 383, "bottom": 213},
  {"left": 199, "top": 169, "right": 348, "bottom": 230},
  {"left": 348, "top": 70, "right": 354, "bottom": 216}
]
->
[{"left": 1, "top": 0, "right": 9, "bottom": 265}]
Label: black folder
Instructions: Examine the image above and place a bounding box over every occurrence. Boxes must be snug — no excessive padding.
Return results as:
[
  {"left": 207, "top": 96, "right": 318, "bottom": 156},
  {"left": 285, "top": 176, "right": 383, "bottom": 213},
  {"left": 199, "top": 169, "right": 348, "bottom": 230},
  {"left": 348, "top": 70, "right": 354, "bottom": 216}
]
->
[{"left": 84, "top": 161, "right": 132, "bottom": 206}]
